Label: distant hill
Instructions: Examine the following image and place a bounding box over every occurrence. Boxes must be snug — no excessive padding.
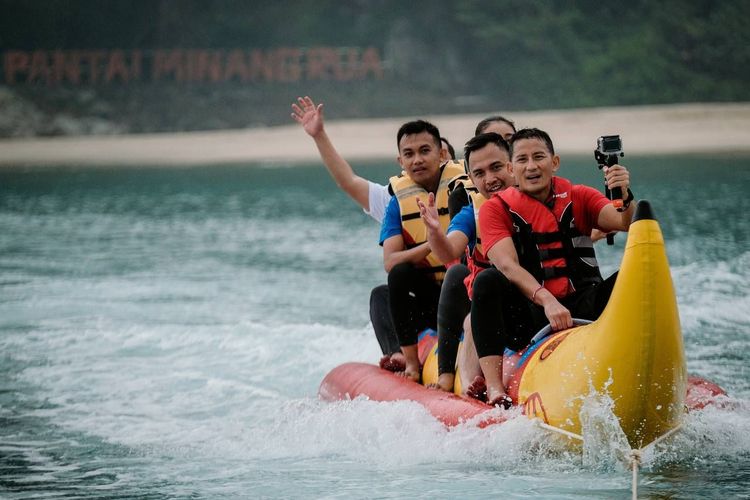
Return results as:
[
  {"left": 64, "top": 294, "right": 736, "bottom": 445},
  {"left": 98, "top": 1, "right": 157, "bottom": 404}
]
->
[{"left": 1, "top": 0, "right": 748, "bottom": 137}]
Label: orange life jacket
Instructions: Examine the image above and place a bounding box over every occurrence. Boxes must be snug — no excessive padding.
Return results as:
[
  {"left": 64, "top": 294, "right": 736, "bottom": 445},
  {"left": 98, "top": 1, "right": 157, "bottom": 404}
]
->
[{"left": 388, "top": 160, "right": 466, "bottom": 283}]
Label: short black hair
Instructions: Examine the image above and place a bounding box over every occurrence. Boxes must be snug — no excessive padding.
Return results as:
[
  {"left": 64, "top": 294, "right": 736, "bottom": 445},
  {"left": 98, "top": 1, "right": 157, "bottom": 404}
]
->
[
  {"left": 475, "top": 115, "right": 516, "bottom": 136},
  {"left": 396, "top": 120, "right": 441, "bottom": 151},
  {"left": 509, "top": 128, "right": 555, "bottom": 157},
  {"left": 464, "top": 132, "right": 510, "bottom": 171},
  {"left": 440, "top": 136, "right": 456, "bottom": 160}
]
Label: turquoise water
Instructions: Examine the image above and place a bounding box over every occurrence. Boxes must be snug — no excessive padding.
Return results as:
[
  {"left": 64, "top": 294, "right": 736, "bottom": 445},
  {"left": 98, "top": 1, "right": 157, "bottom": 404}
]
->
[{"left": 1, "top": 157, "right": 749, "bottom": 498}]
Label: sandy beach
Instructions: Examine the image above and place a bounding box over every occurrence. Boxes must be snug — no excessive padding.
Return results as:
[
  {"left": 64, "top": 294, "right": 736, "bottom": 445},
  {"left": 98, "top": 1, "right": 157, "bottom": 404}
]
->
[{"left": 1, "top": 102, "right": 749, "bottom": 167}]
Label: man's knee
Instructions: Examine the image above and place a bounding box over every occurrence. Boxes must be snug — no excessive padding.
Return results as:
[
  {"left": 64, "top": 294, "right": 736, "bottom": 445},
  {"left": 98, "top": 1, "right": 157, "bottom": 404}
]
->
[
  {"left": 472, "top": 268, "right": 513, "bottom": 299},
  {"left": 444, "top": 263, "right": 470, "bottom": 282},
  {"left": 387, "top": 262, "right": 416, "bottom": 288},
  {"left": 442, "top": 264, "right": 469, "bottom": 292}
]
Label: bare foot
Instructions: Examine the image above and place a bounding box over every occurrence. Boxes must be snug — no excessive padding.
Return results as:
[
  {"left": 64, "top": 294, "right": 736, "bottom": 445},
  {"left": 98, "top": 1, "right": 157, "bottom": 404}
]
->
[
  {"left": 466, "top": 375, "right": 488, "bottom": 402},
  {"left": 390, "top": 352, "right": 406, "bottom": 369},
  {"left": 378, "top": 355, "right": 392, "bottom": 370},
  {"left": 379, "top": 353, "right": 406, "bottom": 372},
  {"left": 396, "top": 360, "right": 421, "bottom": 383},
  {"left": 427, "top": 373, "right": 454, "bottom": 392},
  {"left": 486, "top": 387, "right": 513, "bottom": 409}
]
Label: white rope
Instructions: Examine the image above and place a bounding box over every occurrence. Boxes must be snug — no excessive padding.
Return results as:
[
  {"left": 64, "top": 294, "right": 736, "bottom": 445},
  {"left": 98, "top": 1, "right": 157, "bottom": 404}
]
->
[
  {"left": 535, "top": 420, "right": 584, "bottom": 441},
  {"left": 628, "top": 423, "right": 683, "bottom": 500},
  {"left": 642, "top": 422, "right": 683, "bottom": 449},
  {"left": 535, "top": 419, "right": 684, "bottom": 500},
  {"left": 630, "top": 449, "right": 641, "bottom": 500}
]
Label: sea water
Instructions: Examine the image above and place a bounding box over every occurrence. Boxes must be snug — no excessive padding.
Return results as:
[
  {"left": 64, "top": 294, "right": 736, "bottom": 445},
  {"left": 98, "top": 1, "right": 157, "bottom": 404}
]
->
[{"left": 1, "top": 157, "right": 749, "bottom": 499}]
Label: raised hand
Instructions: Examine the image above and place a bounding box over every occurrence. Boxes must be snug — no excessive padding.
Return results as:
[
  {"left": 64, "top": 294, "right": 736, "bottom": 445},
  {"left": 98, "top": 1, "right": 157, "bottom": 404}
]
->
[
  {"left": 417, "top": 193, "right": 441, "bottom": 233},
  {"left": 291, "top": 96, "right": 324, "bottom": 138}
]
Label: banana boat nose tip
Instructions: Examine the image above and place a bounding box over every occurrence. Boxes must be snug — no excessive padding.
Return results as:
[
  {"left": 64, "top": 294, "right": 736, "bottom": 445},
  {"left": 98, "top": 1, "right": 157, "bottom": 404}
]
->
[{"left": 632, "top": 199, "right": 655, "bottom": 222}]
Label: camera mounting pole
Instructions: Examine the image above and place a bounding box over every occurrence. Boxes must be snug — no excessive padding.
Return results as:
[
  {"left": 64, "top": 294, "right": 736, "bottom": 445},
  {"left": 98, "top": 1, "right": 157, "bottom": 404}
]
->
[{"left": 595, "top": 135, "right": 625, "bottom": 245}]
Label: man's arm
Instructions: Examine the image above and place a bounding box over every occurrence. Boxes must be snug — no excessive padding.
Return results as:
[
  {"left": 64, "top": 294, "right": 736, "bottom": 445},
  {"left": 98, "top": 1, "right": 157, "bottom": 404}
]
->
[
  {"left": 417, "top": 193, "right": 469, "bottom": 264},
  {"left": 291, "top": 96, "right": 371, "bottom": 210},
  {"left": 382, "top": 235, "right": 431, "bottom": 273},
  {"left": 486, "top": 239, "right": 573, "bottom": 331},
  {"left": 380, "top": 197, "right": 432, "bottom": 272}
]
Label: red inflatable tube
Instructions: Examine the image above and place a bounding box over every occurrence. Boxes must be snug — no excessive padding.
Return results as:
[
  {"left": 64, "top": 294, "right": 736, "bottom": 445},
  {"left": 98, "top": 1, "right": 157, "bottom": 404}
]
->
[
  {"left": 686, "top": 375, "right": 728, "bottom": 410},
  {"left": 319, "top": 362, "right": 506, "bottom": 428},
  {"left": 319, "top": 363, "right": 727, "bottom": 428}
]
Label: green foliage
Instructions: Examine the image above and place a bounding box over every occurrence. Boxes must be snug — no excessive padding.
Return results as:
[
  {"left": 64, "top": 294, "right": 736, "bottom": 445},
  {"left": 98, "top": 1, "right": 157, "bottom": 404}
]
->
[
  {"left": 453, "top": 0, "right": 749, "bottom": 108},
  {"left": 1, "top": 0, "right": 748, "bottom": 134}
]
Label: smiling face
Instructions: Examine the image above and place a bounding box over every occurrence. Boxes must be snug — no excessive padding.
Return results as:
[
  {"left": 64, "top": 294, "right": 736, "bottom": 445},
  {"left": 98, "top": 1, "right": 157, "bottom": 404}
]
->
[
  {"left": 397, "top": 131, "right": 443, "bottom": 192},
  {"left": 467, "top": 142, "right": 514, "bottom": 199},
  {"left": 510, "top": 137, "right": 560, "bottom": 201}
]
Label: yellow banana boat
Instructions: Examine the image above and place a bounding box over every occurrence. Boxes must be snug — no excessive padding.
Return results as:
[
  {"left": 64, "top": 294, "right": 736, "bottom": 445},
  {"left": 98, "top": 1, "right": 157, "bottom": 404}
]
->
[
  {"left": 422, "top": 200, "right": 686, "bottom": 448},
  {"left": 322, "top": 201, "right": 725, "bottom": 446}
]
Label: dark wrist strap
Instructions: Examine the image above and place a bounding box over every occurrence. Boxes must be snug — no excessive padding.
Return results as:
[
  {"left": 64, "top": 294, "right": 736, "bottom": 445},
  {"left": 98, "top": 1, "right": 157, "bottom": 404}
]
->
[{"left": 621, "top": 188, "right": 634, "bottom": 210}]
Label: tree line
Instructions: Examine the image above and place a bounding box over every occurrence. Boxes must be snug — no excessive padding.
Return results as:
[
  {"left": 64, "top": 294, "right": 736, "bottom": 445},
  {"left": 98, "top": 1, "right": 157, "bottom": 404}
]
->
[{"left": 1, "top": 0, "right": 747, "bottom": 134}]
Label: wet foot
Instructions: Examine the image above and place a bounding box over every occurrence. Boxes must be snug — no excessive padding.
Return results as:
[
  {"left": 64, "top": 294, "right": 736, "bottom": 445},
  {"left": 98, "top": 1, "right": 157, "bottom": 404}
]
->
[
  {"left": 396, "top": 369, "right": 421, "bottom": 383},
  {"left": 379, "top": 353, "right": 406, "bottom": 372},
  {"left": 486, "top": 383, "right": 513, "bottom": 409},
  {"left": 396, "top": 360, "right": 421, "bottom": 383},
  {"left": 487, "top": 391, "right": 513, "bottom": 410},
  {"left": 426, "top": 373, "right": 454, "bottom": 392},
  {"left": 466, "top": 375, "right": 488, "bottom": 402}
]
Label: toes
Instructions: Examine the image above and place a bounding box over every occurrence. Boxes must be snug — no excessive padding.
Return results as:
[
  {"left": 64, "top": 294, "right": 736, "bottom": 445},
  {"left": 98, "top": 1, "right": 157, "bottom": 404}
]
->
[
  {"left": 488, "top": 394, "right": 513, "bottom": 410},
  {"left": 467, "top": 388, "right": 487, "bottom": 402},
  {"left": 379, "top": 355, "right": 391, "bottom": 370},
  {"left": 379, "top": 355, "right": 405, "bottom": 372},
  {"left": 466, "top": 376, "right": 488, "bottom": 402}
]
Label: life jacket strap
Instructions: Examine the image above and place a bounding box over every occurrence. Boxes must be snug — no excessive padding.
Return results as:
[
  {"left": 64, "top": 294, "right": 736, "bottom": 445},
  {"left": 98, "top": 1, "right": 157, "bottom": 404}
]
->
[
  {"left": 401, "top": 207, "right": 449, "bottom": 222},
  {"left": 538, "top": 247, "right": 567, "bottom": 260},
  {"left": 542, "top": 266, "right": 568, "bottom": 280},
  {"left": 533, "top": 231, "right": 564, "bottom": 244}
]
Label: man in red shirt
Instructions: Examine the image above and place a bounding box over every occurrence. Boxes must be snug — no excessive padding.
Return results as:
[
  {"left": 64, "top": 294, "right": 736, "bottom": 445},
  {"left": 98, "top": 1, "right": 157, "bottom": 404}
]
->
[{"left": 472, "top": 128, "right": 635, "bottom": 407}]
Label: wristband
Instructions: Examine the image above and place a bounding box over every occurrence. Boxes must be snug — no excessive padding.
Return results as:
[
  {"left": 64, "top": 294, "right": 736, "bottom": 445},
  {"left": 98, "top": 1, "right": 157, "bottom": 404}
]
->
[
  {"left": 620, "top": 188, "right": 634, "bottom": 211},
  {"left": 531, "top": 285, "right": 544, "bottom": 303}
]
